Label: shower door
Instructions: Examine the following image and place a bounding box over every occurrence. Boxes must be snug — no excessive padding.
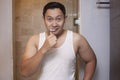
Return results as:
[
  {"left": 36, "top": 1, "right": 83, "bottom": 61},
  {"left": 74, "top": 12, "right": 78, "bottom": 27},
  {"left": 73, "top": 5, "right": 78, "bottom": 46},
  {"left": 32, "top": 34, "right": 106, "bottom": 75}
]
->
[{"left": 14, "top": 0, "right": 79, "bottom": 80}]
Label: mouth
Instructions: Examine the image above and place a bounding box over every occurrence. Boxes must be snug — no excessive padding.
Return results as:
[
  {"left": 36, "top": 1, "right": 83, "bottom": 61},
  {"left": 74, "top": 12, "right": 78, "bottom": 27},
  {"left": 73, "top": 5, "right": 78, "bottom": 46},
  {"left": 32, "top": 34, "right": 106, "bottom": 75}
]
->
[
  {"left": 49, "top": 28, "right": 58, "bottom": 35},
  {"left": 50, "top": 28, "right": 58, "bottom": 32},
  {"left": 50, "top": 28, "right": 56, "bottom": 32}
]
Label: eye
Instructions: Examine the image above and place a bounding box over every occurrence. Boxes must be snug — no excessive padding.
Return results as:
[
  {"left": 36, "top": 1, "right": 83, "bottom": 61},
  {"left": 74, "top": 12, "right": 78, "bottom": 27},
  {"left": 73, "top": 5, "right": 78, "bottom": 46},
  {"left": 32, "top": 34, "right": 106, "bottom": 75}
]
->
[
  {"left": 56, "top": 17, "right": 62, "bottom": 22},
  {"left": 47, "top": 17, "right": 53, "bottom": 22}
]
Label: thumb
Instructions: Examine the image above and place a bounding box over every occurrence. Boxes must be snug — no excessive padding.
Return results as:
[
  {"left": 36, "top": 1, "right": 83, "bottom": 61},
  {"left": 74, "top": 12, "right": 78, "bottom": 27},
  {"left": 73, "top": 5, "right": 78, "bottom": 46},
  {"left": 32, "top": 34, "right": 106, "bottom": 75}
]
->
[{"left": 50, "top": 32, "right": 53, "bottom": 35}]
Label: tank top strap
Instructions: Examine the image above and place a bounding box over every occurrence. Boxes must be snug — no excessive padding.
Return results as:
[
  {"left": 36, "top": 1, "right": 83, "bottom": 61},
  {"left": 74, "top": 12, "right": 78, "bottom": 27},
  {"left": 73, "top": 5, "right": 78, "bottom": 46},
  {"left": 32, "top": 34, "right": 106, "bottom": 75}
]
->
[
  {"left": 38, "top": 32, "right": 46, "bottom": 50},
  {"left": 64, "top": 30, "right": 75, "bottom": 56},
  {"left": 65, "top": 30, "right": 73, "bottom": 45}
]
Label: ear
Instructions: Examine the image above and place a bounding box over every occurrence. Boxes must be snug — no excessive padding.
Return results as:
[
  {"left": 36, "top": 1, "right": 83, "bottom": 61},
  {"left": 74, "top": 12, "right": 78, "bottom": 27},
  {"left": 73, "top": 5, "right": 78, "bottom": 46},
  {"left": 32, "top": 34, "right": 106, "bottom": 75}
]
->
[
  {"left": 42, "top": 16, "right": 46, "bottom": 23},
  {"left": 64, "top": 15, "right": 67, "bottom": 22},
  {"left": 42, "top": 16, "right": 45, "bottom": 20}
]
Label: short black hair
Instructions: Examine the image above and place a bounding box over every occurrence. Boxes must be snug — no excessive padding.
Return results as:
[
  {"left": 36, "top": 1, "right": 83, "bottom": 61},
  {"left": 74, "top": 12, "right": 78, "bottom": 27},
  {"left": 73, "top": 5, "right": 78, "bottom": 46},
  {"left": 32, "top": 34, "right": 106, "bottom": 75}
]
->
[{"left": 43, "top": 2, "right": 66, "bottom": 17}]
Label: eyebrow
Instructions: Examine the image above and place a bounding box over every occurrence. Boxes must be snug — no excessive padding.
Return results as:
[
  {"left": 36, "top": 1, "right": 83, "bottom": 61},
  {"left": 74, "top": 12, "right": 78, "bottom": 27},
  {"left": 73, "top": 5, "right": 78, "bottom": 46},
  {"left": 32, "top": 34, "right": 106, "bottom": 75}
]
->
[{"left": 47, "top": 15, "right": 63, "bottom": 18}]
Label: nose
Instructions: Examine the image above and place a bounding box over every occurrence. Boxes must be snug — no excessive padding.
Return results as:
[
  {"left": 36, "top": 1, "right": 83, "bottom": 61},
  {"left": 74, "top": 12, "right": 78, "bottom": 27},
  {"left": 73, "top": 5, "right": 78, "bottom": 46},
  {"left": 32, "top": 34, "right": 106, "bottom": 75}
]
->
[{"left": 52, "top": 20, "right": 57, "bottom": 27}]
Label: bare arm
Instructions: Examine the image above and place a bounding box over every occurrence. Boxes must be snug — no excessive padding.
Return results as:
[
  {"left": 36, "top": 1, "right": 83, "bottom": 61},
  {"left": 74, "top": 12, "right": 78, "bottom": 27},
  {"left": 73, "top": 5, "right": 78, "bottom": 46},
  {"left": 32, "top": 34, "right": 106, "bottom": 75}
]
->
[
  {"left": 21, "top": 33, "right": 57, "bottom": 77},
  {"left": 21, "top": 35, "right": 45, "bottom": 77},
  {"left": 78, "top": 35, "right": 97, "bottom": 80}
]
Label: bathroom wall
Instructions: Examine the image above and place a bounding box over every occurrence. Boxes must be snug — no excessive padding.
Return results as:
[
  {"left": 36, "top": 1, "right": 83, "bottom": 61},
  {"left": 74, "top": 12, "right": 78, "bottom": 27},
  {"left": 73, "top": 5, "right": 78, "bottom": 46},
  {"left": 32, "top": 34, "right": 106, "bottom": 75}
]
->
[{"left": 0, "top": 0, "right": 13, "bottom": 80}]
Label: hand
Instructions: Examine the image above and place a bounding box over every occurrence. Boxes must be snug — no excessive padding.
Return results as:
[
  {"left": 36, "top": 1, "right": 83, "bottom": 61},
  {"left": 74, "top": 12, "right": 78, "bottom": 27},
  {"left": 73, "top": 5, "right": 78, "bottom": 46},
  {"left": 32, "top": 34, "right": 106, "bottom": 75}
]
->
[
  {"left": 42, "top": 32, "right": 57, "bottom": 53},
  {"left": 47, "top": 32, "right": 57, "bottom": 48}
]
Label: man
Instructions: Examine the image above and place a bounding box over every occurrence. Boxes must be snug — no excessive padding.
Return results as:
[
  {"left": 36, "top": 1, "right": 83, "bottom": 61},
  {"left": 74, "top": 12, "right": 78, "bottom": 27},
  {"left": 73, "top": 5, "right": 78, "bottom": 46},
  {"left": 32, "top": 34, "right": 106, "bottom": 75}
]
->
[{"left": 21, "top": 2, "right": 97, "bottom": 80}]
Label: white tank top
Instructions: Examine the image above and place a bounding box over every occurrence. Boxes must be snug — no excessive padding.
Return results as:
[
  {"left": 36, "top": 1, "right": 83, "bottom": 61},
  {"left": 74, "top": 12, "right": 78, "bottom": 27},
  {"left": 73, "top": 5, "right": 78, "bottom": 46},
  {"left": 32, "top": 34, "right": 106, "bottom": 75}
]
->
[{"left": 38, "top": 30, "right": 76, "bottom": 80}]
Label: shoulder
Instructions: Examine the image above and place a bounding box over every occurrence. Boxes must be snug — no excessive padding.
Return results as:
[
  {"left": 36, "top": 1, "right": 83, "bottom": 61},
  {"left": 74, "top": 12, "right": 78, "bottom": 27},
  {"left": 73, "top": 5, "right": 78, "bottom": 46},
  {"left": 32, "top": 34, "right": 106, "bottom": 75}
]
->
[
  {"left": 28, "top": 34, "right": 39, "bottom": 43},
  {"left": 72, "top": 31, "right": 85, "bottom": 41},
  {"left": 27, "top": 34, "right": 39, "bottom": 49},
  {"left": 72, "top": 31, "right": 88, "bottom": 47},
  {"left": 30, "top": 34, "right": 39, "bottom": 41}
]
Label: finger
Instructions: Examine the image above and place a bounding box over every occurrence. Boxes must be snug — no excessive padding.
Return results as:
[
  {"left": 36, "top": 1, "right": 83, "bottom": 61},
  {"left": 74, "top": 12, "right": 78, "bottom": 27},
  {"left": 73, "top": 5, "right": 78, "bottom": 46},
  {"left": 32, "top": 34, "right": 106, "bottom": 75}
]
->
[
  {"left": 50, "top": 32, "right": 57, "bottom": 38},
  {"left": 47, "top": 32, "right": 53, "bottom": 37},
  {"left": 48, "top": 32, "right": 54, "bottom": 38},
  {"left": 48, "top": 32, "right": 55, "bottom": 40},
  {"left": 50, "top": 32, "right": 53, "bottom": 35}
]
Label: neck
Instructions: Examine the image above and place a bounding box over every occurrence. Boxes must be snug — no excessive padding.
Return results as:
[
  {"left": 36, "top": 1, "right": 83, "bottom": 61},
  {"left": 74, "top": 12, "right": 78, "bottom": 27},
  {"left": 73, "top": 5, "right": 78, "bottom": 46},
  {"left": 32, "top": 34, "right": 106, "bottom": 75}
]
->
[{"left": 56, "top": 30, "right": 65, "bottom": 38}]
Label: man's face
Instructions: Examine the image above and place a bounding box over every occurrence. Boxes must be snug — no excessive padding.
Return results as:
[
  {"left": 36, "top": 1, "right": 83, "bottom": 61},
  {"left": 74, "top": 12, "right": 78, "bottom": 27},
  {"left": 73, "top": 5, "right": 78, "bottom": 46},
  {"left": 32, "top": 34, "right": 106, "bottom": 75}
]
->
[{"left": 43, "top": 8, "right": 66, "bottom": 36}]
